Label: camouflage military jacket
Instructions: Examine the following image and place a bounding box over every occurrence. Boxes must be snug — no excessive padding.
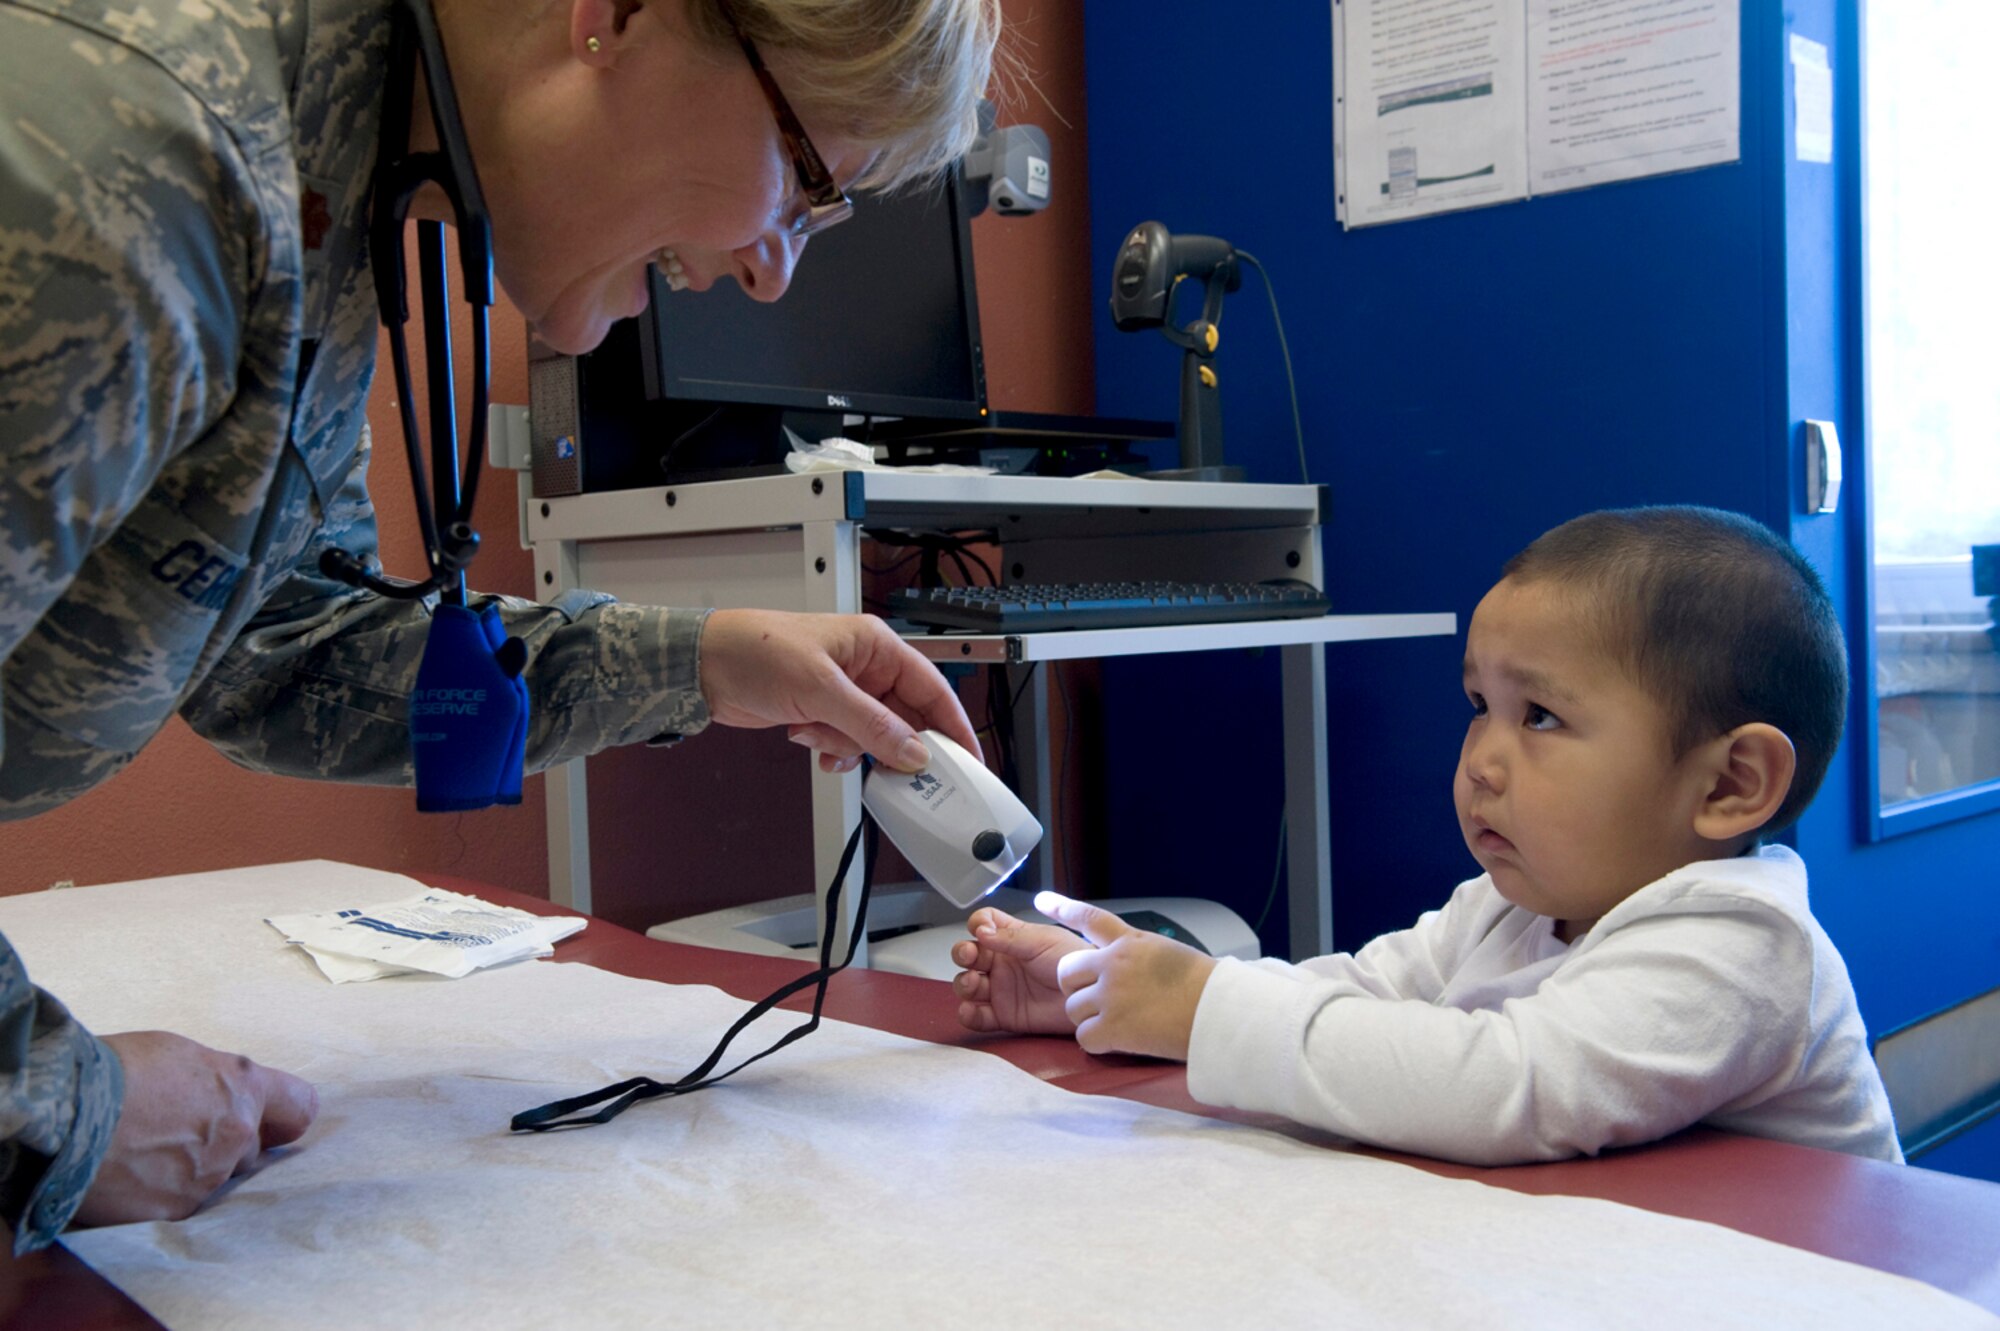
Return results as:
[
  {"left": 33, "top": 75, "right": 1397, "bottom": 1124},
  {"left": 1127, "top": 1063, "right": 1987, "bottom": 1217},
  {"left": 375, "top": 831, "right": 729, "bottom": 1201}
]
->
[{"left": 0, "top": 0, "right": 708, "bottom": 1246}]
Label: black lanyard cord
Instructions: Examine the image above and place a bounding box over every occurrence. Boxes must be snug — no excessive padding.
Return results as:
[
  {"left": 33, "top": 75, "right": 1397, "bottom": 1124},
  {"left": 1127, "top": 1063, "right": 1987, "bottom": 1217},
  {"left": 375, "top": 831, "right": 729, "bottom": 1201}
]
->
[{"left": 510, "top": 817, "right": 879, "bottom": 1132}]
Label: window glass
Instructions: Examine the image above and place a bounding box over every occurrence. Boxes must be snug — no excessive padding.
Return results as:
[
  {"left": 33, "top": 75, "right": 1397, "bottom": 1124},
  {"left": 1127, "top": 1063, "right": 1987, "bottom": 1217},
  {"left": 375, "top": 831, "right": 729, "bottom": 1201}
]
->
[{"left": 1865, "top": 1, "right": 2000, "bottom": 811}]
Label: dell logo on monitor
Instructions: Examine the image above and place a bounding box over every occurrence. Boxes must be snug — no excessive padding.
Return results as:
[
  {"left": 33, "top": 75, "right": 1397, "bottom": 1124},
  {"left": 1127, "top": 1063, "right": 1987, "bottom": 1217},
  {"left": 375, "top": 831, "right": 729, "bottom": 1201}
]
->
[{"left": 826, "top": 394, "right": 852, "bottom": 409}]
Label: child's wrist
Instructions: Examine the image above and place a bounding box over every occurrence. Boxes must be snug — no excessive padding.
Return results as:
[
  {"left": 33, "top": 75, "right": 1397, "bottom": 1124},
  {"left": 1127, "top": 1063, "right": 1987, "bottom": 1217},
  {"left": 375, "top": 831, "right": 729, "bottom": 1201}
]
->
[{"left": 1166, "top": 952, "right": 1222, "bottom": 1060}]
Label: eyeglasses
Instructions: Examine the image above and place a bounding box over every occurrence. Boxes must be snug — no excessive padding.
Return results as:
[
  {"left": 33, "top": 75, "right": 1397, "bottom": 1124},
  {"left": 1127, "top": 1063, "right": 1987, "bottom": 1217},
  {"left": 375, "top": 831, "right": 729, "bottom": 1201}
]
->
[{"left": 713, "top": 1, "right": 855, "bottom": 238}]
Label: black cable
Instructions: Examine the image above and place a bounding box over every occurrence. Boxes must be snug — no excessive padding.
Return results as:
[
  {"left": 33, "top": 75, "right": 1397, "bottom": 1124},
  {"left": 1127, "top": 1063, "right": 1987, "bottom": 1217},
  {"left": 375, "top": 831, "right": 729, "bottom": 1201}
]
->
[
  {"left": 859, "top": 529, "right": 1002, "bottom": 591},
  {"left": 1008, "top": 661, "right": 1041, "bottom": 713},
  {"left": 1011, "top": 662, "right": 1045, "bottom": 836},
  {"left": 973, "top": 661, "right": 1044, "bottom": 819},
  {"left": 980, "top": 666, "right": 1000, "bottom": 778},
  {"left": 1234, "top": 251, "right": 1310, "bottom": 485},
  {"left": 863, "top": 528, "right": 1000, "bottom": 549},
  {"left": 946, "top": 547, "right": 976, "bottom": 589},
  {"left": 1054, "top": 662, "right": 1076, "bottom": 893},
  {"left": 976, "top": 662, "right": 1041, "bottom": 753},
  {"left": 863, "top": 549, "right": 926, "bottom": 577},
  {"left": 510, "top": 817, "right": 879, "bottom": 1131},
  {"left": 988, "top": 663, "right": 1017, "bottom": 792},
  {"left": 986, "top": 663, "right": 1001, "bottom": 750},
  {"left": 657, "top": 406, "right": 728, "bottom": 477},
  {"left": 1253, "top": 803, "right": 1288, "bottom": 936},
  {"left": 863, "top": 529, "right": 1002, "bottom": 579},
  {"left": 959, "top": 544, "right": 998, "bottom": 587}
]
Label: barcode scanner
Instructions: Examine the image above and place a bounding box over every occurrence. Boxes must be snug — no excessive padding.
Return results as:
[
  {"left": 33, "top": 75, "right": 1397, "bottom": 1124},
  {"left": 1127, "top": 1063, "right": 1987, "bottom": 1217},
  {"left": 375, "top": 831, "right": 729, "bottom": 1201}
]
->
[
  {"left": 1109, "top": 221, "right": 1239, "bottom": 332},
  {"left": 1108, "top": 221, "right": 1244, "bottom": 480}
]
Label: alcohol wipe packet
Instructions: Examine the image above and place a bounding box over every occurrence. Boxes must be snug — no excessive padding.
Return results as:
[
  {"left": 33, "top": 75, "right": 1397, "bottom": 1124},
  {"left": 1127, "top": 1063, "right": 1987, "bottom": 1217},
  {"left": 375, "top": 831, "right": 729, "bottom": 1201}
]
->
[{"left": 267, "top": 889, "right": 586, "bottom": 983}]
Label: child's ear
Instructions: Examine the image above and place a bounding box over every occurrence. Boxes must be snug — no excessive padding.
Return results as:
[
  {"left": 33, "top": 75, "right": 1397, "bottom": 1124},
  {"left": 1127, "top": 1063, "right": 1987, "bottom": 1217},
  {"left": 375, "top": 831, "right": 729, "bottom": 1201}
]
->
[{"left": 1691, "top": 723, "right": 1796, "bottom": 843}]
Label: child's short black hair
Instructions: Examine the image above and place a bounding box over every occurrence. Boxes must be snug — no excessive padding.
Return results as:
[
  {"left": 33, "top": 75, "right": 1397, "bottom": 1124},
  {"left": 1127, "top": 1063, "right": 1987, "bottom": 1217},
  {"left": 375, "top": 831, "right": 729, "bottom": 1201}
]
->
[{"left": 1501, "top": 506, "right": 1848, "bottom": 834}]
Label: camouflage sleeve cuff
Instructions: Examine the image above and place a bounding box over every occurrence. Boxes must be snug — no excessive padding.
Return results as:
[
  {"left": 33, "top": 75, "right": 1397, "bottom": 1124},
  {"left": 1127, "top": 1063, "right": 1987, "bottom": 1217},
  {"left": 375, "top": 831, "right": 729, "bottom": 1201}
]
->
[
  {"left": 508, "top": 594, "right": 714, "bottom": 771},
  {"left": 14, "top": 1029, "right": 121, "bottom": 1254},
  {"left": 0, "top": 953, "right": 124, "bottom": 1255}
]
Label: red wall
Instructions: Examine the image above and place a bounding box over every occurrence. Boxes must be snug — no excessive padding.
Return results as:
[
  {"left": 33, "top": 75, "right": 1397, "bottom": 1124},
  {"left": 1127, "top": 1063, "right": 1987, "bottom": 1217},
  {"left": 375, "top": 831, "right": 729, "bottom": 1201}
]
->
[{"left": 1, "top": 1, "right": 1096, "bottom": 913}]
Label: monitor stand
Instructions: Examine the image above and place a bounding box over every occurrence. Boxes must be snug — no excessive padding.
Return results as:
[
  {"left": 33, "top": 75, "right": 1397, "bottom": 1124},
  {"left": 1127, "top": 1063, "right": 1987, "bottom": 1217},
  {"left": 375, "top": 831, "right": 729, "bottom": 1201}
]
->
[{"left": 872, "top": 410, "right": 1173, "bottom": 477}]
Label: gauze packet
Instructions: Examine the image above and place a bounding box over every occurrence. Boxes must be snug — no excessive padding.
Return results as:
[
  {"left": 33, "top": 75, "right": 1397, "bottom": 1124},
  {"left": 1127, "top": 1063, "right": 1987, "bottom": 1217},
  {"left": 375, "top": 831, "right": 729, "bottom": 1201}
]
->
[{"left": 268, "top": 888, "right": 585, "bottom": 983}]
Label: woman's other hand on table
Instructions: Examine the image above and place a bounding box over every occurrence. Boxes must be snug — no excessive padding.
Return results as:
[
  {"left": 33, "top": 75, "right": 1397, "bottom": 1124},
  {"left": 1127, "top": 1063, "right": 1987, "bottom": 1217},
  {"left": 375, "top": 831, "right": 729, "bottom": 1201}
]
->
[{"left": 74, "top": 1031, "right": 318, "bottom": 1227}]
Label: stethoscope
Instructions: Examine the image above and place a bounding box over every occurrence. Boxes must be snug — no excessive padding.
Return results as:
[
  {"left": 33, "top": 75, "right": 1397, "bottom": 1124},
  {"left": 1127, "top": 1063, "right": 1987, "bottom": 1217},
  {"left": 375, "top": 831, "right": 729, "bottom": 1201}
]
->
[
  {"left": 318, "top": 0, "right": 491, "bottom": 608},
  {"left": 319, "top": 0, "right": 529, "bottom": 814}
]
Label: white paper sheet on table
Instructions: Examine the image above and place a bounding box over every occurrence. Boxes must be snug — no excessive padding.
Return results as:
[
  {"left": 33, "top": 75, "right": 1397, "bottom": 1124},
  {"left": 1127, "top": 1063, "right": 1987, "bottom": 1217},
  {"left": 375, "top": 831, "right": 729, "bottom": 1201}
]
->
[{"left": 2, "top": 861, "right": 1991, "bottom": 1330}]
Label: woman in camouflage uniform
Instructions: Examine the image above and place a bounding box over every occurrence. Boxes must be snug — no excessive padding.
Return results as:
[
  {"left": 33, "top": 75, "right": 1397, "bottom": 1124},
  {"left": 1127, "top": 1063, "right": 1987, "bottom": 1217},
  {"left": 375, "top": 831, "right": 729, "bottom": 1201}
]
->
[{"left": 0, "top": 0, "right": 1000, "bottom": 1250}]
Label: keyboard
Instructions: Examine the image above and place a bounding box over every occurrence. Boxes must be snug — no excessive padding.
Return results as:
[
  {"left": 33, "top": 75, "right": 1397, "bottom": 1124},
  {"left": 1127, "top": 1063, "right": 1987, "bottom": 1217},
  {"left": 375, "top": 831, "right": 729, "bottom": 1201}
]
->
[{"left": 890, "top": 579, "right": 1330, "bottom": 633}]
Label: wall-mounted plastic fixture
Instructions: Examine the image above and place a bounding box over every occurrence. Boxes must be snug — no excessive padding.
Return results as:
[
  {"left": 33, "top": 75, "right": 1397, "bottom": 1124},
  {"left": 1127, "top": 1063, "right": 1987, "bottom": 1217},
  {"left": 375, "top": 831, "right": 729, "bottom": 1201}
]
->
[{"left": 1804, "top": 419, "right": 1842, "bottom": 514}]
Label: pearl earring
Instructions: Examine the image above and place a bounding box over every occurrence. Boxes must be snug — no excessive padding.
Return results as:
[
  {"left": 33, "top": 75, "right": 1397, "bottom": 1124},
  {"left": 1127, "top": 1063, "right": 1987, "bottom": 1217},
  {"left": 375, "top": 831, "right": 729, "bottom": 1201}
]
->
[{"left": 586, "top": 35, "right": 602, "bottom": 52}]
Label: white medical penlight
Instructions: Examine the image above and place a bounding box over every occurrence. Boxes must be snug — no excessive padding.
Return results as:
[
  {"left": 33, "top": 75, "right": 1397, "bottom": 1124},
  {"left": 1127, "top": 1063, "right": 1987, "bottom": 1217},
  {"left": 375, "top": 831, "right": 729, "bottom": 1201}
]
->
[{"left": 862, "top": 731, "right": 1043, "bottom": 908}]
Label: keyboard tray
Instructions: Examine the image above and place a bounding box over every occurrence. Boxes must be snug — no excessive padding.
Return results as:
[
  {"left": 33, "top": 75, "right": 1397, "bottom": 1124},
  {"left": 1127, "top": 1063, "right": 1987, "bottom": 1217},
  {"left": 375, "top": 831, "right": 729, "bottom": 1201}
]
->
[{"left": 890, "top": 579, "right": 1330, "bottom": 634}]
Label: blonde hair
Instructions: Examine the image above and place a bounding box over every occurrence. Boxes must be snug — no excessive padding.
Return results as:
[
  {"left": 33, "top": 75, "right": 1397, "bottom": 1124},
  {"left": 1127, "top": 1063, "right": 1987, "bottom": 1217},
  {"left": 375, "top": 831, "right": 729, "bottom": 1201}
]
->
[{"left": 685, "top": 0, "right": 1005, "bottom": 192}]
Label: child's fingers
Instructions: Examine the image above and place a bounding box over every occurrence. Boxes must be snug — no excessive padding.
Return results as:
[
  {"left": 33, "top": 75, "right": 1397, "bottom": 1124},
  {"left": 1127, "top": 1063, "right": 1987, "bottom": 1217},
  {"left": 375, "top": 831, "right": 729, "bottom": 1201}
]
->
[
  {"left": 957, "top": 1000, "right": 1000, "bottom": 1032},
  {"left": 1074, "top": 1013, "right": 1113, "bottom": 1055},
  {"left": 971, "top": 913, "right": 1062, "bottom": 962},
  {"left": 950, "top": 938, "right": 983, "bottom": 970},
  {"left": 967, "top": 906, "right": 1017, "bottom": 936},
  {"left": 1054, "top": 944, "right": 1099, "bottom": 995},
  {"left": 953, "top": 968, "right": 991, "bottom": 1002},
  {"left": 1033, "top": 892, "right": 1131, "bottom": 947}
]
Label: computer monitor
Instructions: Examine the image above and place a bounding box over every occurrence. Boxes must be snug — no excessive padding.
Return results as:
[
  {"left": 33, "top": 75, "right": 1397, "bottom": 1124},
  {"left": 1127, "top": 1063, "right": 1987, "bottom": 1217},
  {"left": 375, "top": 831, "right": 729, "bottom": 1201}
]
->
[
  {"left": 532, "top": 171, "right": 988, "bottom": 493},
  {"left": 638, "top": 172, "right": 988, "bottom": 422},
  {"left": 529, "top": 169, "right": 1164, "bottom": 494}
]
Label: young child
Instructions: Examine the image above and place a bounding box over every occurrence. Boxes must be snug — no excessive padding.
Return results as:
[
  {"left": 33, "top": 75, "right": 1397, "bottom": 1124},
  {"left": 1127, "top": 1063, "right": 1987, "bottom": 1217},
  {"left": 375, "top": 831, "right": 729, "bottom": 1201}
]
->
[{"left": 952, "top": 506, "right": 1902, "bottom": 1165}]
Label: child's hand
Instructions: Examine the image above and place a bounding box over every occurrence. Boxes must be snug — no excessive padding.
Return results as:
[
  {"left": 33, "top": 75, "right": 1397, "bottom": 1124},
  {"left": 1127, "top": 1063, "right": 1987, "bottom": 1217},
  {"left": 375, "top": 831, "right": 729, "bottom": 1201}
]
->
[
  {"left": 950, "top": 907, "right": 1091, "bottom": 1035},
  {"left": 1038, "top": 892, "right": 1219, "bottom": 1061}
]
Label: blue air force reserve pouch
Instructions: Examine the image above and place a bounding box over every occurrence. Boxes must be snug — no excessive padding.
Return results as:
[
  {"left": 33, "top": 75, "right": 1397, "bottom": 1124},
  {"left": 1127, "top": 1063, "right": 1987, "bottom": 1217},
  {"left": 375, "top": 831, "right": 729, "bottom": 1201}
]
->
[{"left": 410, "top": 602, "right": 529, "bottom": 812}]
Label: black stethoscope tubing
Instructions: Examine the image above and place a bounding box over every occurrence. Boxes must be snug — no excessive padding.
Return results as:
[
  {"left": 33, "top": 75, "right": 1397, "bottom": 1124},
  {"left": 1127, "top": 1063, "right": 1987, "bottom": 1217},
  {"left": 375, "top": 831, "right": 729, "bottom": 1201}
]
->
[{"left": 320, "top": 0, "right": 492, "bottom": 607}]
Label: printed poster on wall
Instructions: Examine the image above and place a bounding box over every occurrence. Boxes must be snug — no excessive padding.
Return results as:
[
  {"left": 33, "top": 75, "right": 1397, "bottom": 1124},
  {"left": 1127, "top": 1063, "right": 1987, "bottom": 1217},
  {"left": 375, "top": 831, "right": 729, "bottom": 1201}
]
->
[{"left": 1333, "top": 0, "right": 1740, "bottom": 228}]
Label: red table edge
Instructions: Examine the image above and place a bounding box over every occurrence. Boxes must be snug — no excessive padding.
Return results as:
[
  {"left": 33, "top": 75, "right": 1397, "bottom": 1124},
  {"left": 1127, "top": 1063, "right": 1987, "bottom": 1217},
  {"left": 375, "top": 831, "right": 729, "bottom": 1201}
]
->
[{"left": 5, "top": 876, "right": 1995, "bottom": 1328}]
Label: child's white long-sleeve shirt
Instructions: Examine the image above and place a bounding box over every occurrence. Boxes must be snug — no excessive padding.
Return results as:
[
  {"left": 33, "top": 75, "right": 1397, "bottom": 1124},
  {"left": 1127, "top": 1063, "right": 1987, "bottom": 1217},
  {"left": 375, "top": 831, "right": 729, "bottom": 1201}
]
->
[{"left": 1186, "top": 846, "right": 1902, "bottom": 1165}]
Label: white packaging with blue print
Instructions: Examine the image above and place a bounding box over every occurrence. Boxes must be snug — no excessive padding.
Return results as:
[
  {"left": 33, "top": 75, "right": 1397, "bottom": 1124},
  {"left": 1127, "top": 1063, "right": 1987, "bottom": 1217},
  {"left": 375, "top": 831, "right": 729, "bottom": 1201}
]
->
[{"left": 267, "top": 888, "right": 586, "bottom": 983}]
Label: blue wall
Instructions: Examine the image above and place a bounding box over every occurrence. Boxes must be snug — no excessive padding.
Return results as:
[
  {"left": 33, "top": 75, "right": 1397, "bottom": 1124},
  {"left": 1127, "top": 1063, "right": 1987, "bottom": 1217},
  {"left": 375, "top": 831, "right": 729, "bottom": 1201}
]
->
[{"left": 1084, "top": 0, "right": 1999, "bottom": 1178}]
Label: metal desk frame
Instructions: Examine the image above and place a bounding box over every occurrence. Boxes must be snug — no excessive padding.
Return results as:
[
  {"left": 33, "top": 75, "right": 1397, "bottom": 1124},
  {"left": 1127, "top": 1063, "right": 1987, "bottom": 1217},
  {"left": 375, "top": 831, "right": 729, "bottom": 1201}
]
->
[{"left": 523, "top": 469, "right": 1454, "bottom": 964}]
